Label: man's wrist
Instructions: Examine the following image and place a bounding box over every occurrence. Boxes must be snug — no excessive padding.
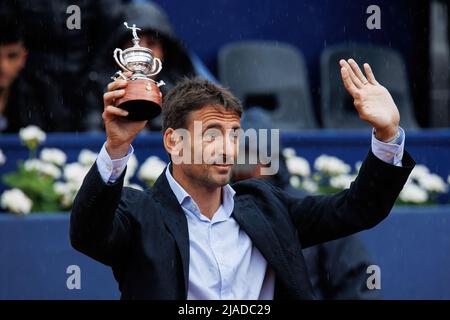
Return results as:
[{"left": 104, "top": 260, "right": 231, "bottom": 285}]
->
[
  {"left": 385, "top": 130, "right": 401, "bottom": 144},
  {"left": 105, "top": 140, "right": 131, "bottom": 160},
  {"left": 374, "top": 125, "right": 399, "bottom": 142}
]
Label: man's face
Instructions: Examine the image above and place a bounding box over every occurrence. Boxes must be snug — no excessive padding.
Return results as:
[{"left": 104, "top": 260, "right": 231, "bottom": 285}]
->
[
  {"left": 173, "top": 105, "right": 241, "bottom": 189},
  {"left": 0, "top": 43, "right": 27, "bottom": 89},
  {"left": 126, "top": 33, "right": 164, "bottom": 61}
]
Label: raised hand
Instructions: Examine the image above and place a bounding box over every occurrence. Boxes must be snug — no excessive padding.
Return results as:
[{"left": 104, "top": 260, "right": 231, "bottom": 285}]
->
[
  {"left": 339, "top": 59, "right": 400, "bottom": 142},
  {"left": 103, "top": 78, "right": 148, "bottom": 159}
]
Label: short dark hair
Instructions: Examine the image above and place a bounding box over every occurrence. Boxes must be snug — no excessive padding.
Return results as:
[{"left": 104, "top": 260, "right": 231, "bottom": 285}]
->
[
  {"left": 162, "top": 78, "right": 243, "bottom": 132},
  {"left": 0, "top": 16, "right": 26, "bottom": 46}
]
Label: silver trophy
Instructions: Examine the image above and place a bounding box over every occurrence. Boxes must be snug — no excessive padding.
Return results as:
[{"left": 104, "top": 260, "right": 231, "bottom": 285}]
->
[{"left": 112, "top": 22, "right": 165, "bottom": 121}]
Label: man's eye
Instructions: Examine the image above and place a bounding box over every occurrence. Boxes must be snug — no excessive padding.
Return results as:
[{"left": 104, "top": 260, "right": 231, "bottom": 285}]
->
[
  {"left": 204, "top": 132, "right": 217, "bottom": 139},
  {"left": 7, "top": 52, "right": 19, "bottom": 60}
]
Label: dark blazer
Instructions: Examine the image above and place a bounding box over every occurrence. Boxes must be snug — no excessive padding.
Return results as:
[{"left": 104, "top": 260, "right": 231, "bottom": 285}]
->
[{"left": 70, "top": 150, "right": 414, "bottom": 299}]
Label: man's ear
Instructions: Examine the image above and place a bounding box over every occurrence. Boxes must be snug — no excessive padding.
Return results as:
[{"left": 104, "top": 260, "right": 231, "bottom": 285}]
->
[
  {"left": 163, "top": 128, "right": 186, "bottom": 156},
  {"left": 163, "top": 128, "right": 176, "bottom": 156},
  {"left": 164, "top": 127, "right": 191, "bottom": 164}
]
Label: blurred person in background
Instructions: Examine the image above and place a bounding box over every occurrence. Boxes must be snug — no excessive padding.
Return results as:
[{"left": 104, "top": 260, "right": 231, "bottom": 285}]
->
[
  {"left": 0, "top": 0, "right": 123, "bottom": 132},
  {"left": 0, "top": 16, "right": 63, "bottom": 133},
  {"left": 232, "top": 107, "right": 381, "bottom": 299},
  {"left": 89, "top": 1, "right": 217, "bottom": 131}
]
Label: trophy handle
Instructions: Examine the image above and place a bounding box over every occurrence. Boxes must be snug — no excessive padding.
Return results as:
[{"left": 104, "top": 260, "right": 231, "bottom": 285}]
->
[
  {"left": 113, "top": 48, "right": 131, "bottom": 72},
  {"left": 148, "top": 57, "right": 163, "bottom": 77}
]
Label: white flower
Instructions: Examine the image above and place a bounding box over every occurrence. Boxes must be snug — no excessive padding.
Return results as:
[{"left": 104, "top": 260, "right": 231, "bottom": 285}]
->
[
  {"left": 24, "top": 159, "right": 41, "bottom": 171},
  {"left": 282, "top": 148, "right": 296, "bottom": 159},
  {"left": 41, "top": 163, "right": 61, "bottom": 179},
  {"left": 302, "top": 178, "right": 318, "bottom": 193},
  {"left": 399, "top": 183, "right": 428, "bottom": 204},
  {"left": 286, "top": 156, "right": 311, "bottom": 177},
  {"left": 124, "top": 154, "right": 139, "bottom": 185},
  {"left": 24, "top": 159, "right": 61, "bottom": 179},
  {"left": 19, "top": 125, "right": 46, "bottom": 148},
  {"left": 78, "top": 149, "right": 98, "bottom": 167},
  {"left": 448, "top": 174, "right": 450, "bottom": 185},
  {"left": 418, "top": 173, "right": 448, "bottom": 193},
  {"left": 314, "top": 155, "right": 351, "bottom": 176},
  {"left": 289, "top": 176, "right": 301, "bottom": 188},
  {"left": 138, "top": 156, "right": 167, "bottom": 184},
  {"left": 409, "top": 164, "right": 430, "bottom": 181},
  {"left": 0, "top": 149, "right": 6, "bottom": 166},
  {"left": 60, "top": 193, "right": 75, "bottom": 208},
  {"left": 64, "top": 163, "right": 89, "bottom": 182},
  {"left": 1, "top": 189, "right": 33, "bottom": 215},
  {"left": 64, "top": 163, "right": 89, "bottom": 190},
  {"left": 329, "top": 174, "right": 356, "bottom": 190},
  {"left": 53, "top": 182, "right": 76, "bottom": 208},
  {"left": 54, "top": 182, "right": 72, "bottom": 196},
  {"left": 40, "top": 148, "right": 67, "bottom": 167},
  {"left": 24, "top": 159, "right": 41, "bottom": 172}
]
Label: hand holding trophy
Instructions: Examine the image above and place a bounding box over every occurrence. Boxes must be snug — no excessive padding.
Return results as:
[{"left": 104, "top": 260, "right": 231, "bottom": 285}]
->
[{"left": 112, "top": 22, "right": 165, "bottom": 121}]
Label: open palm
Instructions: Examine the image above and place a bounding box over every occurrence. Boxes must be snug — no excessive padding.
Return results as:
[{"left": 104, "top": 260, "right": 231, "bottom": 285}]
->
[{"left": 339, "top": 59, "right": 400, "bottom": 140}]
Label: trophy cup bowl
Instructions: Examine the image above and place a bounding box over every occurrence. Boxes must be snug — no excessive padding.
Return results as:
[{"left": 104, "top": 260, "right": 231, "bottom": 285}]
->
[{"left": 112, "top": 23, "right": 164, "bottom": 121}]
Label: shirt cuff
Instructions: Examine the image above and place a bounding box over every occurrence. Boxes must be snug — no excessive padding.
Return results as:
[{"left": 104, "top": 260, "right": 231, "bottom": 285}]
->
[
  {"left": 96, "top": 142, "right": 134, "bottom": 184},
  {"left": 371, "top": 127, "right": 405, "bottom": 167}
]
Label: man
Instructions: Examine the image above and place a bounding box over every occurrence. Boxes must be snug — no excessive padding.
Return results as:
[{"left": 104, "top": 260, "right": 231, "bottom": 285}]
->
[
  {"left": 0, "top": 16, "right": 62, "bottom": 132},
  {"left": 2, "top": 0, "right": 123, "bottom": 132},
  {"left": 70, "top": 59, "right": 415, "bottom": 299}
]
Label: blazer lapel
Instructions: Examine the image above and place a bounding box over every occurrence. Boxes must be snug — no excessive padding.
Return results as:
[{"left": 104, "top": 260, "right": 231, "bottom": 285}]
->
[
  {"left": 152, "top": 171, "right": 190, "bottom": 297},
  {"left": 233, "top": 195, "right": 300, "bottom": 298}
]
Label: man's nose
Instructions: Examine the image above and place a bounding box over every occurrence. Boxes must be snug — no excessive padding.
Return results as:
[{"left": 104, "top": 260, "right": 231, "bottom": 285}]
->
[{"left": 220, "top": 134, "right": 237, "bottom": 160}]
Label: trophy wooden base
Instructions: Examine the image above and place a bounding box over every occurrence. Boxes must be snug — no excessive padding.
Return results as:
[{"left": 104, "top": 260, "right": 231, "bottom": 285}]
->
[{"left": 114, "top": 78, "right": 162, "bottom": 121}]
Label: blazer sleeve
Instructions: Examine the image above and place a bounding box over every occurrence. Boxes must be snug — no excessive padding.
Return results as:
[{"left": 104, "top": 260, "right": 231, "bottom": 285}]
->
[
  {"left": 282, "top": 149, "right": 415, "bottom": 248},
  {"left": 69, "top": 163, "right": 134, "bottom": 266}
]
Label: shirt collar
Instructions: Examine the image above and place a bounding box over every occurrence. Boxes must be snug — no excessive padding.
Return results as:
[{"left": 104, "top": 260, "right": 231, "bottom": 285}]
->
[{"left": 164, "top": 163, "right": 236, "bottom": 218}]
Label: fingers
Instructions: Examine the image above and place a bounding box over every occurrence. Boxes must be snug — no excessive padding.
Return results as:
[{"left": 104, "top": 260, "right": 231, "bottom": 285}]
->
[
  {"left": 363, "top": 63, "right": 378, "bottom": 85},
  {"left": 347, "top": 59, "right": 369, "bottom": 85},
  {"left": 340, "top": 67, "right": 359, "bottom": 96},
  {"left": 107, "top": 79, "right": 128, "bottom": 92},
  {"left": 102, "top": 105, "right": 129, "bottom": 120},
  {"left": 339, "top": 59, "right": 363, "bottom": 88},
  {"left": 103, "top": 89, "right": 125, "bottom": 107}
]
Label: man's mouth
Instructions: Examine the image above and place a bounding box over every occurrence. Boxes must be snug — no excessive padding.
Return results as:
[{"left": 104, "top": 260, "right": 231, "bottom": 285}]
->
[
  {"left": 212, "top": 163, "right": 232, "bottom": 167},
  {"left": 211, "top": 163, "right": 233, "bottom": 170}
]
